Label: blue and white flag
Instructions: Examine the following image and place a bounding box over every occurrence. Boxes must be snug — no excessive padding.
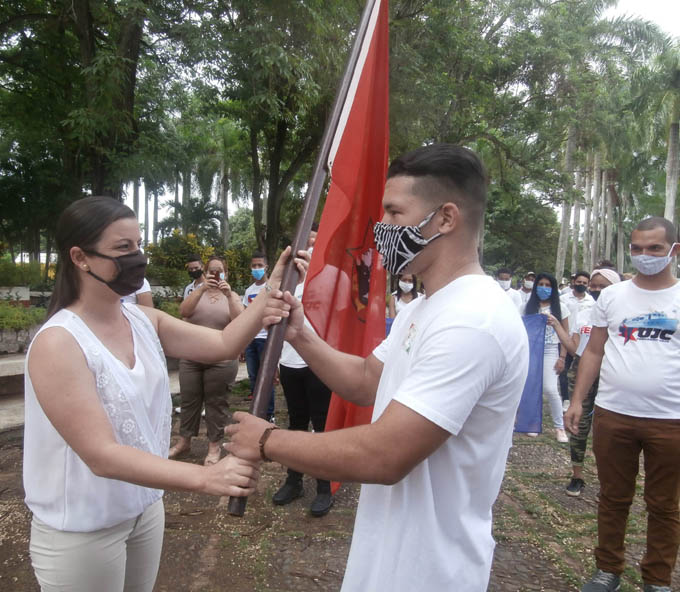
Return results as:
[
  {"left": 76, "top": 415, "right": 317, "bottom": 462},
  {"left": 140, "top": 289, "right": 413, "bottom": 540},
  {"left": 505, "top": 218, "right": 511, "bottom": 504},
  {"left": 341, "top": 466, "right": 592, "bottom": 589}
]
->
[{"left": 515, "top": 314, "right": 547, "bottom": 433}]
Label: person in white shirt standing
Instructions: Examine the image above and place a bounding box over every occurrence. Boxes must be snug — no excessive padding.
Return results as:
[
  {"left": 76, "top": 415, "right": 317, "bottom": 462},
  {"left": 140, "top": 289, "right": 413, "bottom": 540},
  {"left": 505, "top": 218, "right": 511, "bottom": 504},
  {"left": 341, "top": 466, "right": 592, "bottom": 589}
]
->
[
  {"left": 496, "top": 267, "right": 522, "bottom": 311},
  {"left": 566, "top": 217, "right": 680, "bottom": 592},
  {"left": 183, "top": 254, "right": 205, "bottom": 300},
  {"left": 559, "top": 271, "right": 595, "bottom": 409},
  {"left": 518, "top": 271, "right": 535, "bottom": 307},
  {"left": 242, "top": 251, "right": 276, "bottom": 421},
  {"left": 121, "top": 277, "right": 154, "bottom": 307},
  {"left": 560, "top": 271, "right": 595, "bottom": 331},
  {"left": 226, "top": 144, "right": 530, "bottom": 592}
]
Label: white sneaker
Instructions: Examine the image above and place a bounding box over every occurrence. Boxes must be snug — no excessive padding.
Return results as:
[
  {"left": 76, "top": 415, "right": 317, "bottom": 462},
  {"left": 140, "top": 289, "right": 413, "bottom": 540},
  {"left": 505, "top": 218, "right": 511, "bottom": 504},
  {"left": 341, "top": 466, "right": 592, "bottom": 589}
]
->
[
  {"left": 562, "top": 399, "right": 570, "bottom": 412},
  {"left": 556, "top": 428, "right": 569, "bottom": 443}
]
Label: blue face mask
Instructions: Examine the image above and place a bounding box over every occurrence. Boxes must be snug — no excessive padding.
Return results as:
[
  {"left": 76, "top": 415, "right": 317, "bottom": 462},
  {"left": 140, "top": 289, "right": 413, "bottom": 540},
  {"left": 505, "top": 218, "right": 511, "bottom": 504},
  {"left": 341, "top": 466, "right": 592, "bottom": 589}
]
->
[
  {"left": 536, "top": 285, "right": 552, "bottom": 301},
  {"left": 251, "top": 268, "right": 265, "bottom": 281}
]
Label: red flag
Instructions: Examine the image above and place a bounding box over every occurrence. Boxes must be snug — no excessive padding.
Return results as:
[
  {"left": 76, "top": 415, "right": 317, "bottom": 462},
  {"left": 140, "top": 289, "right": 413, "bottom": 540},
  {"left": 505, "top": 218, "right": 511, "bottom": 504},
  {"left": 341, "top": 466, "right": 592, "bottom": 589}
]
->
[{"left": 302, "top": 0, "right": 389, "bottom": 471}]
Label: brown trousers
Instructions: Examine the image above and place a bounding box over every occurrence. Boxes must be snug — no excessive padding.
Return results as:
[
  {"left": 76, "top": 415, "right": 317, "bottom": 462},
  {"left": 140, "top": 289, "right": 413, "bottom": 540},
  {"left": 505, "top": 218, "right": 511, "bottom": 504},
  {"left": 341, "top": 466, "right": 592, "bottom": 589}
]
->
[
  {"left": 592, "top": 406, "right": 680, "bottom": 586},
  {"left": 178, "top": 359, "right": 238, "bottom": 442}
]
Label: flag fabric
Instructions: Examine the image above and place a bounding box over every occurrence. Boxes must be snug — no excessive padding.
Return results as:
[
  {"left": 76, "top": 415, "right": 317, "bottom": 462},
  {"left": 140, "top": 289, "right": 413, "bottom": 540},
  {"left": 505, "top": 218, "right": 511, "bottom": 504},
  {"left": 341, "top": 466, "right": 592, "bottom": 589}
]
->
[
  {"left": 302, "top": 0, "right": 389, "bottom": 463},
  {"left": 515, "top": 314, "right": 547, "bottom": 433}
]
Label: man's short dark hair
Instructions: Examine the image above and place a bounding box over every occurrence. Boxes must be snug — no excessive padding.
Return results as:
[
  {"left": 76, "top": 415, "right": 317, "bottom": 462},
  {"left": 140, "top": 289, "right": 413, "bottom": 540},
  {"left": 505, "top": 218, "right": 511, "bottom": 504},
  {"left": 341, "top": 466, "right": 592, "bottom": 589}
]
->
[
  {"left": 496, "top": 267, "right": 512, "bottom": 277},
  {"left": 387, "top": 144, "right": 488, "bottom": 230},
  {"left": 251, "top": 251, "right": 267, "bottom": 262},
  {"left": 634, "top": 217, "right": 678, "bottom": 244},
  {"left": 311, "top": 222, "right": 319, "bottom": 232},
  {"left": 574, "top": 270, "right": 590, "bottom": 281},
  {"left": 187, "top": 253, "right": 202, "bottom": 264}
]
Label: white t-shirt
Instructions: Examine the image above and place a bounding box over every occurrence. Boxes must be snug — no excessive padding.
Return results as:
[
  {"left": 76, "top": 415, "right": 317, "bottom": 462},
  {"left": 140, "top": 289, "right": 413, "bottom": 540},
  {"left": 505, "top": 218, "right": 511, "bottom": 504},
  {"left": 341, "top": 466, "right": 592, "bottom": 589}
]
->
[
  {"left": 391, "top": 291, "right": 422, "bottom": 315},
  {"left": 183, "top": 280, "right": 204, "bottom": 301},
  {"left": 502, "top": 286, "right": 523, "bottom": 311},
  {"left": 518, "top": 289, "right": 532, "bottom": 307},
  {"left": 571, "top": 307, "right": 594, "bottom": 357},
  {"left": 341, "top": 275, "right": 530, "bottom": 592},
  {"left": 561, "top": 290, "right": 595, "bottom": 332},
  {"left": 279, "top": 284, "right": 314, "bottom": 369},
  {"left": 120, "top": 278, "right": 151, "bottom": 304},
  {"left": 591, "top": 279, "right": 680, "bottom": 419},
  {"left": 535, "top": 302, "right": 570, "bottom": 350},
  {"left": 242, "top": 282, "right": 268, "bottom": 340}
]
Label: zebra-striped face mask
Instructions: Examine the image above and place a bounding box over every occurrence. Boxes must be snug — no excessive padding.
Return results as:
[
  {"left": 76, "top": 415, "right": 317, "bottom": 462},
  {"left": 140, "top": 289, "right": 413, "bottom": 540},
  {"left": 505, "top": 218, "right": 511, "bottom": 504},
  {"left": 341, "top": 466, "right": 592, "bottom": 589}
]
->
[{"left": 373, "top": 206, "right": 442, "bottom": 275}]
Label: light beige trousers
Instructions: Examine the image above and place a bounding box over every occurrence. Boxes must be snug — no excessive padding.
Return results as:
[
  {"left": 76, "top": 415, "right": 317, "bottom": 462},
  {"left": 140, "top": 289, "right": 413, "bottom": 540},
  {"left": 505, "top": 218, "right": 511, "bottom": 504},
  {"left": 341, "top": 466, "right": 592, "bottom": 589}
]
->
[{"left": 30, "top": 499, "right": 165, "bottom": 592}]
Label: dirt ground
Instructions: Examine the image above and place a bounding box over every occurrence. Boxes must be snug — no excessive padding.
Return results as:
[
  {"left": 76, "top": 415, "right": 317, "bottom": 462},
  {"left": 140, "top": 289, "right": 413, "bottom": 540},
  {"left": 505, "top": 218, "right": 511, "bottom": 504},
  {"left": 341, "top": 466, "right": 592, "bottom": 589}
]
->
[{"left": 0, "top": 384, "right": 677, "bottom": 592}]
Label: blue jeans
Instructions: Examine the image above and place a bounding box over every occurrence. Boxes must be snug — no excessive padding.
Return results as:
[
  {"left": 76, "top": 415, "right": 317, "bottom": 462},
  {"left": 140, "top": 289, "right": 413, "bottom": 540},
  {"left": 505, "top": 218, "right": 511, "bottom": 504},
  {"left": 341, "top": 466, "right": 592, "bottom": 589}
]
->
[{"left": 245, "top": 338, "right": 275, "bottom": 417}]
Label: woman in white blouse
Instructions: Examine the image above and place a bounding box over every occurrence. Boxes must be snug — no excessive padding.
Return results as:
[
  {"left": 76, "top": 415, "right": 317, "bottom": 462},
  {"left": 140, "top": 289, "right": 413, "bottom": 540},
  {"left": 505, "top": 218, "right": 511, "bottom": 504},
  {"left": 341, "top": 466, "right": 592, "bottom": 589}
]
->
[{"left": 23, "top": 196, "right": 305, "bottom": 592}]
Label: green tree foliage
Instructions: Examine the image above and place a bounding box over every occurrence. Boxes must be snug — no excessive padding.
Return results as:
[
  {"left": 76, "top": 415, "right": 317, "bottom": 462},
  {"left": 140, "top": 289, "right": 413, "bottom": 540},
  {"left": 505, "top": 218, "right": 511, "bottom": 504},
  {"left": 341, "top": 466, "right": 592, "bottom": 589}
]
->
[{"left": 1, "top": 0, "right": 676, "bottom": 278}]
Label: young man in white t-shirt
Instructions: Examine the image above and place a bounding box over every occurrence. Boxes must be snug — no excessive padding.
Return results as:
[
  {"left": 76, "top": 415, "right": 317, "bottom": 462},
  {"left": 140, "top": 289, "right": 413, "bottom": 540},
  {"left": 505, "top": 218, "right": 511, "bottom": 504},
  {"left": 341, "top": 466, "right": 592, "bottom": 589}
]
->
[
  {"left": 559, "top": 271, "right": 595, "bottom": 409},
  {"left": 562, "top": 269, "right": 620, "bottom": 497},
  {"left": 182, "top": 254, "right": 205, "bottom": 300},
  {"left": 566, "top": 217, "right": 680, "bottom": 592},
  {"left": 226, "top": 144, "right": 530, "bottom": 591},
  {"left": 518, "top": 271, "right": 535, "bottom": 307},
  {"left": 242, "top": 252, "right": 275, "bottom": 421},
  {"left": 496, "top": 267, "right": 523, "bottom": 311},
  {"left": 120, "top": 277, "right": 153, "bottom": 307}
]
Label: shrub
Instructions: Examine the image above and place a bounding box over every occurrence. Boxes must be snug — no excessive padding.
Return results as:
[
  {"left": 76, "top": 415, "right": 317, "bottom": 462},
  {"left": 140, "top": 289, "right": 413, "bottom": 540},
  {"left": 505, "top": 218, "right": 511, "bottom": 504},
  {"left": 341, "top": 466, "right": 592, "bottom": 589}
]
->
[
  {"left": 146, "top": 265, "right": 189, "bottom": 291},
  {"left": 146, "top": 231, "right": 214, "bottom": 270},
  {"left": 0, "top": 302, "right": 46, "bottom": 330},
  {"left": 0, "top": 260, "right": 54, "bottom": 290}
]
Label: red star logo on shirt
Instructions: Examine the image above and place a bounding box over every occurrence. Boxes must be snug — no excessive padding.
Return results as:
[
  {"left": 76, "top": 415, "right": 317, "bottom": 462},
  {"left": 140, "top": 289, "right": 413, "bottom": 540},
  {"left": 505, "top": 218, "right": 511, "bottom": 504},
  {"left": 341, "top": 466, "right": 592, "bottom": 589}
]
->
[{"left": 619, "top": 324, "right": 638, "bottom": 345}]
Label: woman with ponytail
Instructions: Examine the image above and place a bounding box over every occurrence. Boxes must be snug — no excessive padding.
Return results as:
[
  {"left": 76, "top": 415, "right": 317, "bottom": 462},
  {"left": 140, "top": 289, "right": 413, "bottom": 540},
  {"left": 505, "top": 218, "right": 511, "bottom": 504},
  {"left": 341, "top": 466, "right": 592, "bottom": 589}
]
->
[{"left": 25, "top": 196, "right": 306, "bottom": 591}]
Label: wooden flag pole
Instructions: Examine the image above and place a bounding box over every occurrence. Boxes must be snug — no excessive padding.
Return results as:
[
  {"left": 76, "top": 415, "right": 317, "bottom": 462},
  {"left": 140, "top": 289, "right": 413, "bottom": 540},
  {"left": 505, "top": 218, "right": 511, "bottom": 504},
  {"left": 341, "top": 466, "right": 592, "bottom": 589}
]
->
[{"left": 227, "top": 0, "right": 381, "bottom": 517}]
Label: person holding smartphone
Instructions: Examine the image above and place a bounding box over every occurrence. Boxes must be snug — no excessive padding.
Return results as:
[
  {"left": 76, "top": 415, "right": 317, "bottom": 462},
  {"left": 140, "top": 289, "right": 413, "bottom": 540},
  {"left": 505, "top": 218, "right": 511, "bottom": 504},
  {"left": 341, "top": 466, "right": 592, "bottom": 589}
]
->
[{"left": 169, "top": 256, "right": 245, "bottom": 465}]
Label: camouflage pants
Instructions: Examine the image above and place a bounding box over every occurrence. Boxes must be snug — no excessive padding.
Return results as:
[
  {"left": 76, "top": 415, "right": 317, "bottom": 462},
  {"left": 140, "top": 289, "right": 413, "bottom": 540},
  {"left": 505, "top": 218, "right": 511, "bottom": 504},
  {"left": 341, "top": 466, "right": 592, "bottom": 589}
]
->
[{"left": 568, "top": 355, "right": 599, "bottom": 466}]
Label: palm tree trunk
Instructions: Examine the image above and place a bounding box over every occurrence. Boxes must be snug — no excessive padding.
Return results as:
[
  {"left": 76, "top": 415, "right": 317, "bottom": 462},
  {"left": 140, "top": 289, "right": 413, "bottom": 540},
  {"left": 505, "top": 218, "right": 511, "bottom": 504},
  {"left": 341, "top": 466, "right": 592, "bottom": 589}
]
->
[
  {"left": 617, "top": 191, "right": 627, "bottom": 273},
  {"left": 597, "top": 169, "right": 607, "bottom": 261},
  {"left": 133, "top": 179, "right": 140, "bottom": 217},
  {"left": 571, "top": 170, "right": 582, "bottom": 274},
  {"left": 582, "top": 164, "right": 593, "bottom": 270},
  {"left": 590, "top": 154, "right": 602, "bottom": 270},
  {"left": 153, "top": 191, "right": 158, "bottom": 244},
  {"left": 43, "top": 232, "right": 52, "bottom": 283},
  {"left": 556, "top": 202, "right": 572, "bottom": 280},
  {"left": 605, "top": 173, "right": 613, "bottom": 260},
  {"left": 664, "top": 102, "right": 679, "bottom": 224},
  {"left": 143, "top": 183, "right": 149, "bottom": 247},
  {"left": 555, "top": 126, "right": 576, "bottom": 279},
  {"left": 220, "top": 160, "right": 230, "bottom": 248}
]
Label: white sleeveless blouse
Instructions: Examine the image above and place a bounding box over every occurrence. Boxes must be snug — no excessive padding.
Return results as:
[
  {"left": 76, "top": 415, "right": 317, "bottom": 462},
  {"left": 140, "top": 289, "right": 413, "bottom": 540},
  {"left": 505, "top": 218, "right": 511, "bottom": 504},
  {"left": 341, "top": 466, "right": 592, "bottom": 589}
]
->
[{"left": 23, "top": 304, "right": 171, "bottom": 532}]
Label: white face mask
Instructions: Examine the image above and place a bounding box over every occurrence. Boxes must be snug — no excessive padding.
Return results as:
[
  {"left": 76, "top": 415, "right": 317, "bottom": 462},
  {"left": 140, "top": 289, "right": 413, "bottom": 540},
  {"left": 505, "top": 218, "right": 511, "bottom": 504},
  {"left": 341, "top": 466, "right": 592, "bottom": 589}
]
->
[
  {"left": 497, "top": 279, "right": 511, "bottom": 291},
  {"left": 631, "top": 244, "right": 678, "bottom": 276},
  {"left": 524, "top": 280, "right": 534, "bottom": 290},
  {"left": 399, "top": 281, "right": 414, "bottom": 293}
]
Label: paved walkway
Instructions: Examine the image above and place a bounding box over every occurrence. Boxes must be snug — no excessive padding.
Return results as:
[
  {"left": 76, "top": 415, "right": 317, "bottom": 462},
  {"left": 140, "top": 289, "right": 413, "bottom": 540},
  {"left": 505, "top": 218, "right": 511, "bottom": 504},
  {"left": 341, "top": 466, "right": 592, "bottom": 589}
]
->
[
  {"left": 0, "top": 354, "right": 24, "bottom": 378},
  {"left": 0, "top": 357, "right": 249, "bottom": 432}
]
